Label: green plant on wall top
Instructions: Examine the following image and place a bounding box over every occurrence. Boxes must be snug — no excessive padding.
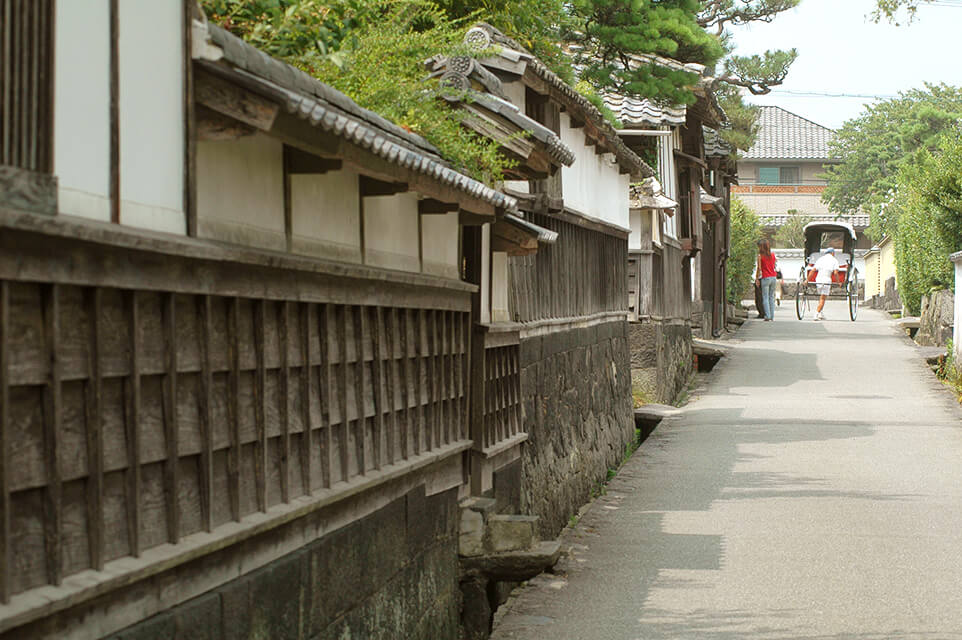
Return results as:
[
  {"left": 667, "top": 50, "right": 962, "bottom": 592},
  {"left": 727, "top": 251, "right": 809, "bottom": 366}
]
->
[
  {"left": 727, "top": 197, "right": 762, "bottom": 303},
  {"left": 204, "top": 0, "right": 514, "bottom": 183}
]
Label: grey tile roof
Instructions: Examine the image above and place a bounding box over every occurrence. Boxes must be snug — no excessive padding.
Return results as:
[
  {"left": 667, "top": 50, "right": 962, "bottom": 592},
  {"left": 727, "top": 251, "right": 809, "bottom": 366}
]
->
[
  {"left": 424, "top": 56, "right": 575, "bottom": 167},
  {"left": 603, "top": 94, "right": 687, "bottom": 127},
  {"left": 703, "top": 127, "right": 732, "bottom": 158},
  {"left": 759, "top": 213, "right": 869, "bottom": 228},
  {"left": 743, "top": 106, "right": 835, "bottom": 160},
  {"left": 464, "top": 24, "right": 654, "bottom": 179},
  {"left": 202, "top": 24, "right": 516, "bottom": 213}
]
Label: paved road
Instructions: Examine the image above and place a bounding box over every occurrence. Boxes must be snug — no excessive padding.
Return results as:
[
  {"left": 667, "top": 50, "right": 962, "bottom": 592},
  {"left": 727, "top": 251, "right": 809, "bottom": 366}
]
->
[{"left": 491, "top": 305, "right": 962, "bottom": 639}]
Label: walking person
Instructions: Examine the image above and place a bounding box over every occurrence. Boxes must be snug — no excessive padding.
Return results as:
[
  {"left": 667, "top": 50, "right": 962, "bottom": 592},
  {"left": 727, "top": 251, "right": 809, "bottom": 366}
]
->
[
  {"left": 755, "top": 239, "right": 778, "bottom": 321},
  {"left": 813, "top": 247, "right": 840, "bottom": 321}
]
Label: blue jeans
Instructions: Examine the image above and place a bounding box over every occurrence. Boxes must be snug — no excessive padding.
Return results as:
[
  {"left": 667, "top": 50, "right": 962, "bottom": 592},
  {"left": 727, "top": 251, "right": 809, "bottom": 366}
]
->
[{"left": 760, "top": 277, "right": 777, "bottom": 319}]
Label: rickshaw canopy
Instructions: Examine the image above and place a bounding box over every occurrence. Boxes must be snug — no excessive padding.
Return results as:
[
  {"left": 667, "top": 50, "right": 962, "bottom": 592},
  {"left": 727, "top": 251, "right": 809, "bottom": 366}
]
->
[{"left": 803, "top": 221, "right": 857, "bottom": 259}]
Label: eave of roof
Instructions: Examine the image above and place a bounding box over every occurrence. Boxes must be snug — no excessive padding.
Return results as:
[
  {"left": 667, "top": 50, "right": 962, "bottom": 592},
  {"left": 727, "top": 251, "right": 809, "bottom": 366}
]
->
[
  {"left": 463, "top": 24, "right": 654, "bottom": 180},
  {"left": 199, "top": 22, "right": 516, "bottom": 214},
  {"left": 425, "top": 57, "right": 576, "bottom": 167}
]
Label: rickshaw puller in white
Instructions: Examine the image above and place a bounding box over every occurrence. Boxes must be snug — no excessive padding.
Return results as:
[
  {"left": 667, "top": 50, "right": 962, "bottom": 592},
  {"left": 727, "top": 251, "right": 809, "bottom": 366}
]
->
[{"left": 813, "top": 247, "right": 840, "bottom": 321}]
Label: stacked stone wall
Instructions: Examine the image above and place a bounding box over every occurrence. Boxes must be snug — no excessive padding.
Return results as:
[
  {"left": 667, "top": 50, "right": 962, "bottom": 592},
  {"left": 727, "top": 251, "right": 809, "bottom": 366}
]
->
[
  {"left": 916, "top": 289, "right": 954, "bottom": 347},
  {"left": 629, "top": 320, "right": 693, "bottom": 405},
  {"left": 105, "top": 486, "right": 460, "bottom": 640},
  {"left": 518, "top": 320, "right": 635, "bottom": 538}
]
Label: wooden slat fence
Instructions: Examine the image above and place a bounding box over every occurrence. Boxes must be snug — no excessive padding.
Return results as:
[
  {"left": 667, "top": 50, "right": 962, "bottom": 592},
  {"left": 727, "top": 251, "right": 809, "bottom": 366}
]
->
[
  {"left": 475, "top": 331, "right": 521, "bottom": 452},
  {"left": 0, "top": 0, "right": 55, "bottom": 173},
  {"left": 508, "top": 213, "right": 628, "bottom": 323},
  {"left": 0, "top": 280, "right": 469, "bottom": 601}
]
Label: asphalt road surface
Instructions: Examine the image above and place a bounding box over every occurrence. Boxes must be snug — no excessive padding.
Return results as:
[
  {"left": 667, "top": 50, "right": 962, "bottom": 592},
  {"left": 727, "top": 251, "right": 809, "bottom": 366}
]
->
[{"left": 491, "top": 305, "right": 962, "bottom": 640}]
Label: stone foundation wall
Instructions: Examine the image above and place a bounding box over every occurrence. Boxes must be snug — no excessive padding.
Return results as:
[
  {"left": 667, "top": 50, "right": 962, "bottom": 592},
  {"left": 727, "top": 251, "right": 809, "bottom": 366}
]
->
[
  {"left": 105, "top": 486, "right": 460, "bottom": 640},
  {"left": 518, "top": 320, "right": 634, "bottom": 538},
  {"left": 629, "top": 319, "right": 693, "bottom": 405},
  {"left": 916, "top": 289, "right": 954, "bottom": 347}
]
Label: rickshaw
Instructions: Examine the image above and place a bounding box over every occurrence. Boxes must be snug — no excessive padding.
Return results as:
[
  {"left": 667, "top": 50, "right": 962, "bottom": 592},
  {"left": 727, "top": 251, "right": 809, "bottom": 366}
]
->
[{"left": 795, "top": 221, "right": 859, "bottom": 321}]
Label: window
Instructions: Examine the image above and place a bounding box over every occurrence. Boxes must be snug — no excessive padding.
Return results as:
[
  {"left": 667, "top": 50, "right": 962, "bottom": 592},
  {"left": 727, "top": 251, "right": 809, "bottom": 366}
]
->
[{"left": 758, "top": 166, "right": 799, "bottom": 185}]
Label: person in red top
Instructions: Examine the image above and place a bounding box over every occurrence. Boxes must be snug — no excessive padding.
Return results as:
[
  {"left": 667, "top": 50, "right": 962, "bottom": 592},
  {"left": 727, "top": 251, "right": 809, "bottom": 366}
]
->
[{"left": 755, "top": 239, "right": 778, "bottom": 321}]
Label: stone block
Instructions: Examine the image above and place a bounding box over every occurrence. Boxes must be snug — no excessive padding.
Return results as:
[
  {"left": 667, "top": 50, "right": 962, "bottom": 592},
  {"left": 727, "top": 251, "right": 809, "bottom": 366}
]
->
[
  {"left": 460, "top": 577, "right": 492, "bottom": 640},
  {"left": 460, "top": 507, "right": 485, "bottom": 557},
  {"left": 111, "top": 612, "right": 176, "bottom": 640},
  {"left": 174, "top": 592, "right": 221, "bottom": 640},
  {"left": 485, "top": 515, "right": 538, "bottom": 553},
  {"left": 250, "top": 550, "right": 304, "bottom": 640},
  {"left": 218, "top": 573, "right": 253, "bottom": 640},
  {"left": 493, "top": 459, "right": 522, "bottom": 514}
]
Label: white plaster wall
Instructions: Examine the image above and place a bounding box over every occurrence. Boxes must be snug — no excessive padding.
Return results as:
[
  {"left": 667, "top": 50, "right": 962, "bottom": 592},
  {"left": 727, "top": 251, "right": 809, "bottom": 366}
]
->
[
  {"left": 290, "top": 169, "right": 361, "bottom": 263},
  {"left": 503, "top": 180, "right": 529, "bottom": 194},
  {"left": 481, "top": 224, "right": 491, "bottom": 324},
  {"left": 491, "top": 252, "right": 510, "bottom": 323},
  {"left": 659, "top": 130, "right": 679, "bottom": 238},
  {"left": 118, "top": 1, "right": 185, "bottom": 234},
  {"left": 364, "top": 193, "right": 420, "bottom": 272},
  {"left": 421, "top": 211, "right": 460, "bottom": 279},
  {"left": 559, "top": 112, "right": 629, "bottom": 229},
  {"left": 55, "top": 0, "right": 111, "bottom": 221},
  {"left": 196, "top": 135, "right": 286, "bottom": 250},
  {"left": 629, "top": 209, "right": 643, "bottom": 251}
]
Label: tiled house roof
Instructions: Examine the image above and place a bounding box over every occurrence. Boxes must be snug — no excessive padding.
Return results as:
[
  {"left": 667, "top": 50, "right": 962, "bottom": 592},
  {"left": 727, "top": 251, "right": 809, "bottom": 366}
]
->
[{"left": 744, "top": 106, "right": 835, "bottom": 160}]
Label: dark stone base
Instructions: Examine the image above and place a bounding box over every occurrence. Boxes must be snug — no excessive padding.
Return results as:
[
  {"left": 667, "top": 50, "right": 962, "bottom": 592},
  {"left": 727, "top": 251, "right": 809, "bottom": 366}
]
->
[
  {"left": 628, "top": 320, "right": 693, "bottom": 406},
  {"left": 519, "top": 319, "right": 634, "bottom": 538},
  {"left": 108, "top": 486, "right": 460, "bottom": 640}
]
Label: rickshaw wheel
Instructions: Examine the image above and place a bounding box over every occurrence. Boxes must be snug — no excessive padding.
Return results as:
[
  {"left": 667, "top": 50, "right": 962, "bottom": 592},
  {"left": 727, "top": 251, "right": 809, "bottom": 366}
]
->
[
  {"left": 795, "top": 268, "right": 807, "bottom": 320},
  {"left": 848, "top": 271, "right": 859, "bottom": 321}
]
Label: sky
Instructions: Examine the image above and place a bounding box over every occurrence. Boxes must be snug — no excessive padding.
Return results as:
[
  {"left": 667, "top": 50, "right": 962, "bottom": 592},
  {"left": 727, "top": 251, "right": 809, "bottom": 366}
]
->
[{"left": 726, "top": 0, "right": 962, "bottom": 130}]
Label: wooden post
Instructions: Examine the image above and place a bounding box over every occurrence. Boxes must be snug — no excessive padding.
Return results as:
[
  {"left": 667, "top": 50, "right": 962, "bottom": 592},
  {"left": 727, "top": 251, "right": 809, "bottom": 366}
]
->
[
  {"left": 278, "top": 302, "right": 291, "bottom": 503},
  {"left": 226, "top": 297, "right": 241, "bottom": 521},
  {"left": 41, "top": 284, "right": 62, "bottom": 584},
  {"left": 383, "top": 307, "right": 398, "bottom": 466},
  {"left": 252, "top": 300, "right": 267, "bottom": 512},
  {"left": 0, "top": 281, "right": 10, "bottom": 602},
  {"left": 352, "top": 305, "right": 366, "bottom": 476},
  {"left": 83, "top": 288, "right": 105, "bottom": 570},
  {"left": 162, "top": 293, "right": 180, "bottom": 542},
  {"left": 318, "top": 304, "right": 331, "bottom": 489},
  {"left": 299, "top": 303, "right": 313, "bottom": 492},
  {"left": 336, "top": 305, "right": 350, "bottom": 481},
  {"left": 398, "top": 309, "right": 412, "bottom": 459},
  {"left": 197, "top": 295, "right": 214, "bottom": 532},
  {"left": 124, "top": 290, "right": 142, "bottom": 556},
  {"left": 369, "top": 307, "right": 384, "bottom": 471}
]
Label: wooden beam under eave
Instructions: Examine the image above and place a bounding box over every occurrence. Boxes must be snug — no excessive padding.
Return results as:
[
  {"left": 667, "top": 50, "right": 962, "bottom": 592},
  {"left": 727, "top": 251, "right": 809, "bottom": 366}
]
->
[
  {"left": 196, "top": 105, "right": 257, "bottom": 141},
  {"left": 286, "top": 146, "right": 342, "bottom": 174},
  {"left": 269, "top": 110, "right": 498, "bottom": 218},
  {"left": 360, "top": 175, "right": 407, "bottom": 197},
  {"left": 194, "top": 69, "right": 279, "bottom": 131},
  {"left": 419, "top": 199, "right": 459, "bottom": 215},
  {"left": 492, "top": 218, "right": 539, "bottom": 252},
  {"left": 491, "top": 236, "right": 537, "bottom": 256}
]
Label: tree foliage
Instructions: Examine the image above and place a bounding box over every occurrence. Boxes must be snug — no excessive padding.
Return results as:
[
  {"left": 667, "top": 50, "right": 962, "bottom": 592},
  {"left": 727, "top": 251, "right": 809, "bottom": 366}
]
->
[
  {"left": 773, "top": 211, "right": 811, "bottom": 248},
  {"left": 821, "top": 84, "right": 962, "bottom": 240},
  {"left": 204, "top": 0, "right": 513, "bottom": 183},
  {"left": 568, "top": 0, "right": 724, "bottom": 107},
  {"left": 907, "top": 129, "right": 962, "bottom": 253},
  {"left": 727, "top": 197, "right": 762, "bottom": 302},
  {"left": 873, "top": 0, "right": 935, "bottom": 24}
]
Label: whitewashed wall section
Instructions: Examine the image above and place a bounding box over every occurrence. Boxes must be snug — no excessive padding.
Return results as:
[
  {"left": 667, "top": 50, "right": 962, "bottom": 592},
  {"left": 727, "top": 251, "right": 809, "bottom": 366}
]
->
[
  {"left": 196, "top": 134, "right": 285, "bottom": 250},
  {"left": 421, "top": 211, "right": 460, "bottom": 279},
  {"left": 117, "top": 1, "right": 186, "bottom": 234},
  {"left": 559, "top": 113, "right": 630, "bottom": 229},
  {"left": 364, "top": 192, "right": 421, "bottom": 272},
  {"left": 54, "top": 0, "right": 111, "bottom": 221},
  {"left": 291, "top": 168, "right": 362, "bottom": 263}
]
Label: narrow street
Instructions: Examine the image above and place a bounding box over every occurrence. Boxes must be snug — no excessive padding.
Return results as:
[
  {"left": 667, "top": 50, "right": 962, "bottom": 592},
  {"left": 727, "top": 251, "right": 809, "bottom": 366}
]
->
[{"left": 492, "top": 305, "right": 962, "bottom": 639}]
